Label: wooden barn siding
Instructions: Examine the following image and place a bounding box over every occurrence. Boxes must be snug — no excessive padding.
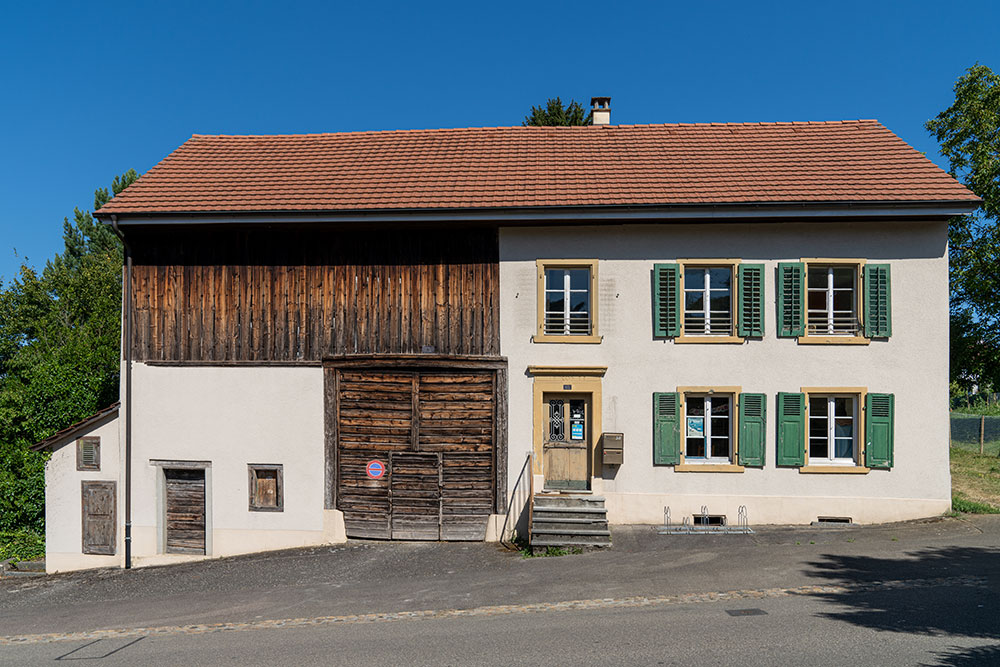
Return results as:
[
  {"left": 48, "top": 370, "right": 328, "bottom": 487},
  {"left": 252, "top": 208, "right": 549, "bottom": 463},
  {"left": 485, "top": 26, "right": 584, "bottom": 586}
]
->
[{"left": 128, "top": 227, "right": 500, "bottom": 361}]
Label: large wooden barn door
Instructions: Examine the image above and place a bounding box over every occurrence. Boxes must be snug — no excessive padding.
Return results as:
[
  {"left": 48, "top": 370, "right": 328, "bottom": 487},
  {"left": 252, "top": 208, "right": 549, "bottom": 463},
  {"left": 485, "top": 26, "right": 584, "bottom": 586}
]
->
[{"left": 334, "top": 367, "right": 496, "bottom": 541}]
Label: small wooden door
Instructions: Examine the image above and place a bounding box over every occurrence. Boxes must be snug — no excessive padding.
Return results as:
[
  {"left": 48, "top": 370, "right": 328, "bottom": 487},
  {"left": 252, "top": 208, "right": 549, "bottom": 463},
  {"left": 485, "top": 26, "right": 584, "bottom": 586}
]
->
[
  {"left": 82, "top": 481, "right": 116, "bottom": 555},
  {"left": 164, "top": 469, "right": 206, "bottom": 554},
  {"left": 542, "top": 393, "right": 591, "bottom": 490}
]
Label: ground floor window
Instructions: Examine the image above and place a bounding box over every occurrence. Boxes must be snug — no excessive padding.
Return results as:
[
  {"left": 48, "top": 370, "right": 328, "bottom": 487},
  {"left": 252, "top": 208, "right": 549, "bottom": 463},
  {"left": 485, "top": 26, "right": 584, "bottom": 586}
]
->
[
  {"left": 684, "top": 393, "right": 733, "bottom": 463},
  {"left": 248, "top": 464, "right": 283, "bottom": 512},
  {"left": 808, "top": 395, "right": 857, "bottom": 464}
]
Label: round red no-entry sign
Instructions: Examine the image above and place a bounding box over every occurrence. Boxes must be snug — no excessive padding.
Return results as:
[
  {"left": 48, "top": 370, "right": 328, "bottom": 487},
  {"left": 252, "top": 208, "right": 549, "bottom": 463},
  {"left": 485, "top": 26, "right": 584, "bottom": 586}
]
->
[{"left": 366, "top": 460, "right": 386, "bottom": 479}]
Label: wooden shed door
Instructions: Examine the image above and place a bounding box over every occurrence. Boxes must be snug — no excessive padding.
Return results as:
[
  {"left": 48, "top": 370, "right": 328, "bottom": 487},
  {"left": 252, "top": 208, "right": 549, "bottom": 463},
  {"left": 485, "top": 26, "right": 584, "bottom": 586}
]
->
[
  {"left": 164, "top": 469, "right": 206, "bottom": 554},
  {"left": 82, "top": 481, "right": 116, "bottom": 555},
  {"left": 336, "top": 369, "right": 496, "bottom": 541}
]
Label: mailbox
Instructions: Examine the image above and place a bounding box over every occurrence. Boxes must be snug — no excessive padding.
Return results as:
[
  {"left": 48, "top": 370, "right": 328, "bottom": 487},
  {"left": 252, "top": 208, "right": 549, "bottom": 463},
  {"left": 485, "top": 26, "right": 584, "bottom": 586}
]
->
[{"left": 601, "top": 432, "right": 624, "bottom": 465}]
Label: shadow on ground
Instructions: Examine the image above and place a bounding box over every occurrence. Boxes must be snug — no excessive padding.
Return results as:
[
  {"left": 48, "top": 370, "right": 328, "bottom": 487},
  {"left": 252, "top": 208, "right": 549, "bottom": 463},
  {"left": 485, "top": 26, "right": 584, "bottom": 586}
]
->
[{"left": 804, "top": 547, "right": 1000, "bottom": 666}]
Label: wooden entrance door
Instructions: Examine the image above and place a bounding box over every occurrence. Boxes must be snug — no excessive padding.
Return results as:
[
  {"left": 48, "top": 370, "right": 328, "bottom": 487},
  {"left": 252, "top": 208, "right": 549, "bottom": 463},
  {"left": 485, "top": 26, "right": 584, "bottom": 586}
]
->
[
  {"left": 335, "top": 368, "right": 496, "bottom": 540},
  {"left": 81, "top": 481, "right": 116, "bottom": 555},
  {"left": 542, "top": 393, "right": 591, "bottom": 490},
  {"left": 164, "top": 469, "right": 206, "bottom": 554}
]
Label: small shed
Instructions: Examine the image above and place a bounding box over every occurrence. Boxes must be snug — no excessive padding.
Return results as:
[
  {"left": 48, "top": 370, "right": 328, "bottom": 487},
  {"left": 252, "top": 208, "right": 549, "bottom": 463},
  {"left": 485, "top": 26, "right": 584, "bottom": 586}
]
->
[{"left": 32, "top": 403, "right": 121, "bottom": 572}]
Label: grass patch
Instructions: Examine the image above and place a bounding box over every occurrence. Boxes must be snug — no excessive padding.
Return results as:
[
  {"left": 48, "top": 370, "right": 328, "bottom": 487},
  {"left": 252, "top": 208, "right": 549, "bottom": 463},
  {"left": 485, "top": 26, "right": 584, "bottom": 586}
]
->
[
  {"left": 950, "top": 447, "right": 1000, "bottom": 514},
  {"left": 952, "top": 495, "right": 1000, "bottom": 514},
  {"left": 0, "top": 531, "right": 44, "bottom": 562}
]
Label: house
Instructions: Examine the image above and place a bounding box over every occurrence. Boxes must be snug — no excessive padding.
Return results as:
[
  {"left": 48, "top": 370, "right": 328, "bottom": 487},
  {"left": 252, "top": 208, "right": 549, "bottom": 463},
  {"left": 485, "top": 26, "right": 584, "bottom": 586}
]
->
[{"left": 36, "top": 99, "right": 980, "bottom": 572}]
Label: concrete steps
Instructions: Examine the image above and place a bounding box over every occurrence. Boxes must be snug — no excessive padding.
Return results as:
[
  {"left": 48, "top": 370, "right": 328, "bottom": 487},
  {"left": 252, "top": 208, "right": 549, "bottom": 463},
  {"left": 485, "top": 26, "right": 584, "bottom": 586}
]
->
[
  {"left": 0, "top": 559, "right": 45, "bottom": 579},
  {"left": 531, "top": 494, "right": 611, "bottom": 551}
]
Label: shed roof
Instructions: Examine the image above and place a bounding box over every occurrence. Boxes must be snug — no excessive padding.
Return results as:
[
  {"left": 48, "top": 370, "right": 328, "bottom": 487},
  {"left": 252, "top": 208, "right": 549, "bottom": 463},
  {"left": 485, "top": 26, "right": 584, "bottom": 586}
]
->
[
  {"left": 31, "top": 403, "right": 120, "bottom": 452},
  {"left": 95, "top": 121, "right": 978, "bottom": 217}
]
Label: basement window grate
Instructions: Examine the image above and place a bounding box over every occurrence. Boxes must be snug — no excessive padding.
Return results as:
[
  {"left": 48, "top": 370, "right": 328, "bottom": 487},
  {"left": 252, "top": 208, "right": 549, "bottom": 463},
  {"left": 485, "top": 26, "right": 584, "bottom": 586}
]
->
[
  {"left": 816, "top": 516, "right": 852, "bottom": 524},
  {"left": 693, "top": 514, "right": 726, "bottom": 526}
]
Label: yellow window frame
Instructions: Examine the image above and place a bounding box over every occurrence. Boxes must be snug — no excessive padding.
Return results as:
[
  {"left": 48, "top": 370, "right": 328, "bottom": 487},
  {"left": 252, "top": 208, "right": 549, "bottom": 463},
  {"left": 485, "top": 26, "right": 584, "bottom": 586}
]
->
[
  {"left": 799, "top": 386, "right": 870, "bottom": 474},
  {"left": 798, "top": 259, "right": 870, "bottom": 345},
  {"left": 675, "top": 259, "right": 744, "bottom": 344},
  {"left": 533, "top": 259, "right": 601, "bottom": 344},
  {"left": 673, "top": 386, "right": 745, "bottom": 472}
]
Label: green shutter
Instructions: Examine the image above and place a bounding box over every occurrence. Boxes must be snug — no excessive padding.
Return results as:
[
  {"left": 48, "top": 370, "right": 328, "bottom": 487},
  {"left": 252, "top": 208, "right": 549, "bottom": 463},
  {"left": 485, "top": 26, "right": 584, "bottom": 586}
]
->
[
  {"left": 865, "top": 393, "right": 895, "bottom": 469},
  {"left": 652, "top": 264, "right": 681, "bottom": 337},
  {"left": 777, "top": 262, "right": 805, "bottom": 337},
  {"left": 776, "top": 392, "right": 806, "bottom": 466},
  {"left": 738, "top": 393, "right": 766, "bottom": 466},
  {"left": 863, "top": 264, "right": 892, "bottom": 338},
  {"left": 653, "top": 392, "right": 681, "bottom": 465},
  {"left": 737, "top": 264, "right": 765, "bottom": 337}
]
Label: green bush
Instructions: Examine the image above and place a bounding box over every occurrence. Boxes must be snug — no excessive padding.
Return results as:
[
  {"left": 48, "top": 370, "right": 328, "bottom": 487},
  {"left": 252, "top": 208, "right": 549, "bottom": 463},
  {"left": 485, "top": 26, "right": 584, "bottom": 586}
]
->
[{"left": 0, "top": 531, "right": 44, "bottom": 562}]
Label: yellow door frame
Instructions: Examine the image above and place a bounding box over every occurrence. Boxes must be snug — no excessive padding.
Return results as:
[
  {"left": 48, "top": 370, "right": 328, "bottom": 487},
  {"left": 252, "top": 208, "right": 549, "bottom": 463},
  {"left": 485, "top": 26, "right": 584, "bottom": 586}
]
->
[{"left": 527, "top": 366, "right": 606, "bottom": 483}]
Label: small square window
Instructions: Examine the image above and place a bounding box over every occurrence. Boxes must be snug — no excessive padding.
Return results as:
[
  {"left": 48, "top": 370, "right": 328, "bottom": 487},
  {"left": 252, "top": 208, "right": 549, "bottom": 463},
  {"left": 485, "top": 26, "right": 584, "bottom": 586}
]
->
[
  {"left": 248, "top": 464, "right": 283, "bottom": 512},
  {"left": 77, "top": 437, "right": 100, "bottom": 471}
]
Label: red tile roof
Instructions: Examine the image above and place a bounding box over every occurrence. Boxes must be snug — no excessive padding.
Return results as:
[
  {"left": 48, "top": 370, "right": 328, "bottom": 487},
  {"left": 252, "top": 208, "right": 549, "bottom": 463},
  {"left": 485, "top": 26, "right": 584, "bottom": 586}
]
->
[{"left": 96, "top": 121, "right": 978, "bottom": 215}]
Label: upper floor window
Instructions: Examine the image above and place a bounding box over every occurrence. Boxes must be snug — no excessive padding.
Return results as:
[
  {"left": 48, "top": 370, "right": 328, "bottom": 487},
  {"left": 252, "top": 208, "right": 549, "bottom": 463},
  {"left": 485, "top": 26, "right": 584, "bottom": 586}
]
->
[
  {"left": 807, "top": 266, "right": 859, "bottom": 336},
  {"left": 683, "top": 267, "right": 733, "bottom": 336},
  {"left": 653, "top": 262, "right": 764, "bottom": 342},
  {"left": 778, "top": 261, "right": 892, "bottom": 343},
  {"left": 534, "top": 260, "right": 600, "bottom": 343}
]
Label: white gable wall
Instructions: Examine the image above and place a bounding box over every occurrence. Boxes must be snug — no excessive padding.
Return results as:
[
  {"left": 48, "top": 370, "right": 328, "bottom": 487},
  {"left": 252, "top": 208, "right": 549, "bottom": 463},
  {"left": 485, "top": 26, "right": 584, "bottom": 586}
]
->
[{"left": 500, "top": 220, "right": 950, "bottom": 525}]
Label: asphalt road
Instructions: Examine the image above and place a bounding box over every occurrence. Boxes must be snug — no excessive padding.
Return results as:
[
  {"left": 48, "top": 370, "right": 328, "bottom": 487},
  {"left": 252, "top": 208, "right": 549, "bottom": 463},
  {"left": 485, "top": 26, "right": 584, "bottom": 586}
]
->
[{"left": 3, "top": 516, "right": 1000, "bottom": 665}]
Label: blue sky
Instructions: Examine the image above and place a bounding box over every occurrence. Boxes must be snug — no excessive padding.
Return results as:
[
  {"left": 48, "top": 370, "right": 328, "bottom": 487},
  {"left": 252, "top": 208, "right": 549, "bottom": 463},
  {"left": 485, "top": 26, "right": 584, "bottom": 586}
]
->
[{"left": 1, "top": 0, "right": 997, "bottom": 282}]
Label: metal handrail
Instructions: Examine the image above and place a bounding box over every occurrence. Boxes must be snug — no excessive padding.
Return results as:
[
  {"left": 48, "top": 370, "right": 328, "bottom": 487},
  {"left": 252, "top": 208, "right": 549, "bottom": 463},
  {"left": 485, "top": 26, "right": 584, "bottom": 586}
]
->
[{"left": 499, "top": 452, "right": 533, "bottom": 550}]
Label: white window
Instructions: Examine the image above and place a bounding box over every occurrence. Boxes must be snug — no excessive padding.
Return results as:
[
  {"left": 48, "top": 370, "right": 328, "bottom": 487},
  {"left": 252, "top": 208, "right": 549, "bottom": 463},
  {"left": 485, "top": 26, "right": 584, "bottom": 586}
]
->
[
  {"left": 807, "top": 266, "right": 859, "bottom": 335},
  {"left": 544, "top": 267, "right": 592, "bottom": 336},
  {"left": 683, "top": 267, "right": 733, "bottom": 336},
  {"left": 808, "top": 395, "right": 857, "bottom": 464},
  {"left": 684, "top": 394, "right": 732, "bottom": 463}
]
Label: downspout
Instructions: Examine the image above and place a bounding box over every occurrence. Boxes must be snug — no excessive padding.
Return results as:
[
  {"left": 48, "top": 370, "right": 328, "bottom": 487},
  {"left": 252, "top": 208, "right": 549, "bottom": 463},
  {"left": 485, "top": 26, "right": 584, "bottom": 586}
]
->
[{"left": 110, "top": 215, "right": 133, "bottom": 569}]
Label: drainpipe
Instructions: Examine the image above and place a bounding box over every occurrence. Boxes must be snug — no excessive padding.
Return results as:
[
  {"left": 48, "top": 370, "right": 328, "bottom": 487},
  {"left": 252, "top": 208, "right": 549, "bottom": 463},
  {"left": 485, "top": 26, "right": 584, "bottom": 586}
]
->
[{"left": 110, "top": 215, "right": 133, "bottom": 569}]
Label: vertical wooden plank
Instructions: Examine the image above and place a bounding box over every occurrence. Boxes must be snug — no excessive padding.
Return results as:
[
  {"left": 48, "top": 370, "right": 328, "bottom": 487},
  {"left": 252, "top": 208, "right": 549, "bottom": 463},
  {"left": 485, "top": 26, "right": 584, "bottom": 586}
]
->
[
  {"left": 435, "top": 259, "right": 446, "bottom": 354},
  {"left": 345, "top": 259, "right": 357, "bottom": 353},
  {"left": 221, "top": 264, "right": 233, "bottom": 361},
  {"left": 276, "top": 262, "right": 288, "bottom": 361},
  {"left": 235, "top": 261, "right": 246, "bottom": 361},
  {"left": 399, "top": 258, "right": 410, "bottom": 356},
  {"left": 191, "top": 265, "right": 203, "bottom": 361},
  {"left": 472, "top": 259, "right": 483, "bottom": 355},
  {"left": 411, "top": 373, "right": 420, "bottom": 451},
  {"left": 169, "top": 263, "right": 181, "bottom": 361},
  {"left": 494, "top": 367, "right": 508, "bottom": 514},
  {"left": 324, "top": 367, "right": 339, "bottom": 509}
]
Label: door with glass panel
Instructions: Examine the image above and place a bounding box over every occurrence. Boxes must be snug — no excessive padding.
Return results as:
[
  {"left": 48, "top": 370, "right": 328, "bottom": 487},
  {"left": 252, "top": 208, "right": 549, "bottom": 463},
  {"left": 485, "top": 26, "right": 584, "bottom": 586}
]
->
[{"left": 542, "top": 393, "right": 591, "bottom": 490}]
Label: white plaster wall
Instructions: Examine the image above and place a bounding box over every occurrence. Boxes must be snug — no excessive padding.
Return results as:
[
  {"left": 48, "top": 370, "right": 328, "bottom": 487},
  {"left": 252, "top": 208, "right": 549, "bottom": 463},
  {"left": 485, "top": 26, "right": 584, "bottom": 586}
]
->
[
  {"left": 499, "top": 221, "right": 951, "bottom": 525},
  {"left": 44, "top": 414, "right": 123, "bottom": 572},
  {"left": 128, "top": 364, "right": 341, "bottom": 566}
]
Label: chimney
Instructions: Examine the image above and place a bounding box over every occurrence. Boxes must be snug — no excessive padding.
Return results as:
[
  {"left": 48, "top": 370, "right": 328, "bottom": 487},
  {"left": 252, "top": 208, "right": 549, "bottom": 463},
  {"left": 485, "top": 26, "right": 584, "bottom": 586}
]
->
[{"left": 591, "top": 96, "right": 611, "bottom": 125}]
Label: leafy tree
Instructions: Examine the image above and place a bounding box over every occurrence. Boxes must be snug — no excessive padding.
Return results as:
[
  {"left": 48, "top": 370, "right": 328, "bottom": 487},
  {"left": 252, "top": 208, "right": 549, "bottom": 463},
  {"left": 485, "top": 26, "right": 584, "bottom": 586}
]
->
[
  {"left": 927, "top": 64, "right": 1000, "bottom": 391},
  {"left": 522, "top": 97, "right": 592, "bottom": 126},
  {"left": 0, "top": 170, "right": 138, "bottom": 532}
]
